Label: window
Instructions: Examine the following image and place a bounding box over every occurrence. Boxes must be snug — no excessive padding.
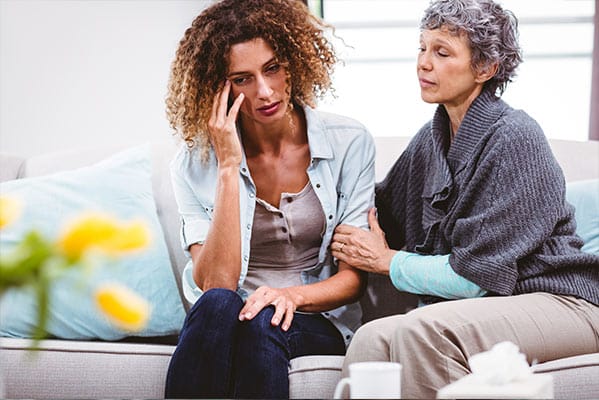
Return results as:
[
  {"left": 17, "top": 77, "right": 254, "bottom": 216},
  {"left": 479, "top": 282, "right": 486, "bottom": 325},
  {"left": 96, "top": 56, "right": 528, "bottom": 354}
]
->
[{"left": 313, "top": 0, "right": 594, "bottom": 141}]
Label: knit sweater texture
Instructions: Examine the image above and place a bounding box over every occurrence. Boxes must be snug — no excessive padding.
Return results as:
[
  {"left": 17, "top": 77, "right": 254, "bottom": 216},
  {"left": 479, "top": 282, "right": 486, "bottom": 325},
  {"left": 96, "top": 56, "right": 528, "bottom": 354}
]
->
[{"left": 376, "top": 91, "right": 599, "bottom": 306}]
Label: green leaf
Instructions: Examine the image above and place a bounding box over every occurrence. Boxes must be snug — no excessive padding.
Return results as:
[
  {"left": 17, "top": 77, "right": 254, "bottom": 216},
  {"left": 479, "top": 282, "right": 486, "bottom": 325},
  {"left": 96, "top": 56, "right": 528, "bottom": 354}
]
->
[{"left": 0, "top": 231, "right": 55, "bottom": 290}]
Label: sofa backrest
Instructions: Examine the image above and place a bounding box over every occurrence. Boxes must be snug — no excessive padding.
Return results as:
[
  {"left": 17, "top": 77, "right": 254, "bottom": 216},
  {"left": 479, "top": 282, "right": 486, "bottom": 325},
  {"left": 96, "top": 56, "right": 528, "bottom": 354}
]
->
[
  {"left": 1, "top": 136, "right": 598, "bottom": 320},
  {"left": 373, "top": 137, "right": 599, "bottom": 182}
]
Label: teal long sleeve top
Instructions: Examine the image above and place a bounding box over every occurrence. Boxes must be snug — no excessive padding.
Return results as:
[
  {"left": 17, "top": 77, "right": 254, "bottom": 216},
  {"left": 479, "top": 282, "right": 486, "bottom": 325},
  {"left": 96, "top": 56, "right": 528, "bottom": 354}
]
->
[{"left": 389, "top": 251, "right": 487, "bottom": 300}]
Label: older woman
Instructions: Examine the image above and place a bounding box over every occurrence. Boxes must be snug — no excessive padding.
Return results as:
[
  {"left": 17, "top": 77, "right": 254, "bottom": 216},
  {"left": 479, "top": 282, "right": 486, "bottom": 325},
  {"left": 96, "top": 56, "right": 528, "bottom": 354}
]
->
[
  {"left": 164, "top": 0, "right": 373, "bottom": 398},
  {"left": 332, "top": 0, "right": 599, "bottom": 398}
]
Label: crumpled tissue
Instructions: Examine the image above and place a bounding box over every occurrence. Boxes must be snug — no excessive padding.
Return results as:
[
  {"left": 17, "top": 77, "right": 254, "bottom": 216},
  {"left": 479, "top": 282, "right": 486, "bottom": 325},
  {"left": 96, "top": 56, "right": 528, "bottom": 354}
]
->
[
  {"left": 436, "top": 341, "right": 554, "bottom": 399},
  {"left": 468, "top": 341, "right": 532, "bottom": 385}
]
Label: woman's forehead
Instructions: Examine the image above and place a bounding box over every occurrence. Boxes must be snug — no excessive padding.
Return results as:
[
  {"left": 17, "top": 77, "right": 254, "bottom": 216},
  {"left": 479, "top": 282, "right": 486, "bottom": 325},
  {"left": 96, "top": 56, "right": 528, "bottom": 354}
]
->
[
  {"left": 420, "top": 27, "right": 469, "bottom": 46},
  {"left": 228, "top": 39, "right": 275, "bottom": 69}
]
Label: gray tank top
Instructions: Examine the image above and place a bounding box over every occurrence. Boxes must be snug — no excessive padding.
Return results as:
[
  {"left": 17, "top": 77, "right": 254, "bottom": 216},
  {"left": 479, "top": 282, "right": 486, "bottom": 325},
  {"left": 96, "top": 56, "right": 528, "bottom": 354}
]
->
[{"left": 243, "top": 182, "right": 325, "bottom": 293}]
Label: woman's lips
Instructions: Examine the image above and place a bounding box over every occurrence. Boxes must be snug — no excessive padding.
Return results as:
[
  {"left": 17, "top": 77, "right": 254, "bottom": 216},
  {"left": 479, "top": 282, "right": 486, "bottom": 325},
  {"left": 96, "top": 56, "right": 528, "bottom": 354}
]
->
[
  {"left": 419, "top": 78, "right": 435, "bottom": 88},
  {"left": 257, "top": 102, "right": 280, "bottom": 116}
]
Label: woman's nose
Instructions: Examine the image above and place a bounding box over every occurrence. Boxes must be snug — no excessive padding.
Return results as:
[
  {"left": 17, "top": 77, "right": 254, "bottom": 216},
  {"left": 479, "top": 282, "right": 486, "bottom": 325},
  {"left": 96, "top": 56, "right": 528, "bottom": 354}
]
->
[
  {"left": 417, "top": 52, "right": 432, "bottom": 71},
  {"left": 256, "top": 75, "right": 273, "bottom": 99}
]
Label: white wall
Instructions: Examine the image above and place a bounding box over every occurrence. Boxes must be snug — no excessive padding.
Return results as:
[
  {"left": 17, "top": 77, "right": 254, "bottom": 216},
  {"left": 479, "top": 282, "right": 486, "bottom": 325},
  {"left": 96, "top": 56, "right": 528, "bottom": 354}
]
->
[
  {"left": 1, "top": 1, "right": 593, "bottom": 158},
  {"left": 0, "top": 0, "right": 209, "bottom": 158}
]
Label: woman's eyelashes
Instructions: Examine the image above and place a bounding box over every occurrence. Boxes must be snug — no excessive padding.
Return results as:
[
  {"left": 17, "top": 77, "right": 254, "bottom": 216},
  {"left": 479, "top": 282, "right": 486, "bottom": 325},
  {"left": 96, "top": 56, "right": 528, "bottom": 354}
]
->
[
  {"left": 232, "top": 76, "right": 250, "bottom": 86},
  {"left": 265, "top": 63, "right": 281, "bottom": 75},
  {"left": 229, "top": 65, "right": 281, "bottom": 87},
  {"left": 418, "top": 45, "right": 449, "bottom": 57}
]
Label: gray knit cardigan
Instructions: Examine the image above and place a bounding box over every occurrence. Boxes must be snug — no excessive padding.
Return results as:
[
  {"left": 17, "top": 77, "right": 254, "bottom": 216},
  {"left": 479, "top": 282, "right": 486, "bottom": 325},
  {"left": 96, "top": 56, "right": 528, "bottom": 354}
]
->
[{"left": 376, "top": 91, "right": 599, "bottom": 306}]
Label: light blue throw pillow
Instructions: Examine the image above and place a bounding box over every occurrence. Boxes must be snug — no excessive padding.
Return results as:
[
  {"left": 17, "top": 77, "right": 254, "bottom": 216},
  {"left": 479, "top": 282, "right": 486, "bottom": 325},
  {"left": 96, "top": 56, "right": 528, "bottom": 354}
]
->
[
  {"left": 566, "top": 179, "right": 599, "bottom": 255},
  {"left": 0, "top": 145, "right": 186, "bottom": 340}
]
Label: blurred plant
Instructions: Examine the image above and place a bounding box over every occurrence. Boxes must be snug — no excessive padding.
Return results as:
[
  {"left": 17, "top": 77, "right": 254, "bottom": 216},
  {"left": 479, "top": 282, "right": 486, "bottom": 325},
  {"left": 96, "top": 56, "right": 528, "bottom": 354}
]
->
[{"left": 0, "top": 195, "right": 152, "bottom": 340}]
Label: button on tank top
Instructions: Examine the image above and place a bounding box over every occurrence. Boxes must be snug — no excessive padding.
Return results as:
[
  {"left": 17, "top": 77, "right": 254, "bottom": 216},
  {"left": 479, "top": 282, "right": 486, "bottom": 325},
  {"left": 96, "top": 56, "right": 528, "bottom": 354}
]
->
[{"left": 243, "top": 182, "right": 326, "bottom": 293}]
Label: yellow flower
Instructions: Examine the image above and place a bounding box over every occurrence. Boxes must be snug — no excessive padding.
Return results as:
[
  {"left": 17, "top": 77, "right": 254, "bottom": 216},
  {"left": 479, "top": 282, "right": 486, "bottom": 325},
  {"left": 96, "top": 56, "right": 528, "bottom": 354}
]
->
[
  {"left": 57, "top": 213, "right": 150, "bottom": 261},
  {"left": 0, "top": 195, "right": 21, "bottom": 229},
  {"left": 95, "top": 283, "right": 151, "bottom": 332}
]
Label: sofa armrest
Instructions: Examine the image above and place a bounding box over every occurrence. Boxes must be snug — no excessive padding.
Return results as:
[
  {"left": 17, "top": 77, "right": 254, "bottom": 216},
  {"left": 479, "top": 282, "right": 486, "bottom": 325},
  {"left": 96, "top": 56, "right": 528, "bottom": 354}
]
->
[{"left": 0, "top": 153, "right": 26, "bottom": 182}]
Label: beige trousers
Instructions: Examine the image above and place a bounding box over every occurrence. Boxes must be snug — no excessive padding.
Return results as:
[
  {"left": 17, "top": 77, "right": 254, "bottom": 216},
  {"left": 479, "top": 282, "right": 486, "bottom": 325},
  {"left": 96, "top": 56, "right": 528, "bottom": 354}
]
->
[{"left": 342, "top": 293, "right": 599, "bottom": 399}]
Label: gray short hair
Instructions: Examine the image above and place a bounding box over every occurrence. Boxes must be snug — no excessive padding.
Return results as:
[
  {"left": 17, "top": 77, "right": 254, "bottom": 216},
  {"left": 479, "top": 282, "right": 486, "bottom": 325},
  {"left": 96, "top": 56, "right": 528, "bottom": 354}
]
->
[{"left": 420, "top": 0, "right": 522, "bottom": 96}]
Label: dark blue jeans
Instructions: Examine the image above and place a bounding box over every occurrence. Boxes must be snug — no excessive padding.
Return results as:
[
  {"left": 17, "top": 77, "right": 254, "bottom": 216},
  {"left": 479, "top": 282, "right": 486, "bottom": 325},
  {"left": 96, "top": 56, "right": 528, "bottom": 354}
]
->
[{"left": 165, "top": 288, "right": 346, "bottom": 399}]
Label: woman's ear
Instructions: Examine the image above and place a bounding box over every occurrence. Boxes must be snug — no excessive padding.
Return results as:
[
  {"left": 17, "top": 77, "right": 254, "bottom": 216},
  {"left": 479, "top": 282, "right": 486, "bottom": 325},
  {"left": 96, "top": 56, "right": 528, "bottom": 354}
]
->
[{"left": 475, "top": 62, "right": 499, "bottom": 83}]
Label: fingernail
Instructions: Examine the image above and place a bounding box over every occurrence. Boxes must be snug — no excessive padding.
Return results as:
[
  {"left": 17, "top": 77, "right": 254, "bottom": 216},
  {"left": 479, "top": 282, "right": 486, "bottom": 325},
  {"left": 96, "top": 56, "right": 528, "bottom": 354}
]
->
[
  {"left": 282, "top": 324, "right": 289, "bottom": 331},
  {"left": 272, "top": 318, "right": 279, "bottom": 325},
  {"left": 239, "top": 314, "right": 245, "bottom": 321},
  {"left": 245, "top": 312, "right": 252, "bottom": 319}
]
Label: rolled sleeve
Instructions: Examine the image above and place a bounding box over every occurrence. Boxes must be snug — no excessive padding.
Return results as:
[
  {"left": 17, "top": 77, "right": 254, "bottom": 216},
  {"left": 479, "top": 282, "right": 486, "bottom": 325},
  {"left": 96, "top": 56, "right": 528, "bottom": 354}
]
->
[
  {"left": 170, "top": 150, "right": 212, "bottom": 255},
  {"left": 181, "top": 259, "right": 204, "bottom": 305},
  {"left": 180, "top": 215, "right": 210, "bottom": 252}
]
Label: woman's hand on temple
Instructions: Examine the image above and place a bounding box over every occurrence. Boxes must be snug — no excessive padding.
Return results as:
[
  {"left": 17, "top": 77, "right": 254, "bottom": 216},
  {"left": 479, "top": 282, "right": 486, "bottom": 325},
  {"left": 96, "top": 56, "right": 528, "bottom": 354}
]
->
[
  {"left": 239, "top": 286, "right": 301, "bottom": 331},
  {"left": 332, "top": 208, "right": 396, "bottom": 275},
  {"left": 207, "top": 80, "right": 245, "bottom": 168}
]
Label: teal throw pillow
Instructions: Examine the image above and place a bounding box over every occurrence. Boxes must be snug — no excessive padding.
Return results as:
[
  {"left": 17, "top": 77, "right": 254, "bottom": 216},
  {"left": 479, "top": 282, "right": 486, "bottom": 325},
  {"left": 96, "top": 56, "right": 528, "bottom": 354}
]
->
[
  {"left": 566, "top": 179, "right": 599, "bottom": 255},
  {"left": 0, "top": 145, "right": 186, "bottom": 340}
]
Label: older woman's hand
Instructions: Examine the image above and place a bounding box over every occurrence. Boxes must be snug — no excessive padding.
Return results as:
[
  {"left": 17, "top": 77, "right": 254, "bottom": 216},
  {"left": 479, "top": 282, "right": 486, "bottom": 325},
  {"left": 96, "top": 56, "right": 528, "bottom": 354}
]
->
[{"left": 332, "top": 208, "right": 396, "bottom": 275}]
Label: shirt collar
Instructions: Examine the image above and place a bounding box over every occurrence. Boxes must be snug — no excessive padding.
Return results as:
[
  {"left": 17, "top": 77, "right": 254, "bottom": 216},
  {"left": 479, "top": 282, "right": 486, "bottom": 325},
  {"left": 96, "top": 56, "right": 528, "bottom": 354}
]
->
[
  {"left": 304, "top": 106, "right": 334, "bottom": 160},
  {"left": 424, "top": 107, "right": 453, "bottom": 200},
  {"left": 446, "top": 90, "right": 508, "bottom": 173},
  {"left": 235, "top": 105, "right": 333, "bottom": 174},
  {"left": 424, "top": 91, "right": 508, "bottom": 200}
]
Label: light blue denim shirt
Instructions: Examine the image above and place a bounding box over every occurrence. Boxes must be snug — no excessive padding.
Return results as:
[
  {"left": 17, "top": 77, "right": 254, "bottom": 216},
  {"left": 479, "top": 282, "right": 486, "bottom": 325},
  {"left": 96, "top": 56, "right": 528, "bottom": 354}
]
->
[{"left": 170, "top": 106, "right": 375, "bottom": 346}]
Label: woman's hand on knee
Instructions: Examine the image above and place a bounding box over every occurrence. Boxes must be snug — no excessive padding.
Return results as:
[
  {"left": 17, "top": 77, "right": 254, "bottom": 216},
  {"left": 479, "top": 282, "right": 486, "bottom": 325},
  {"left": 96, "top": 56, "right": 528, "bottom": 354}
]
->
[{"left": 239, "top": 286, "right": 298, "bottom": 331}]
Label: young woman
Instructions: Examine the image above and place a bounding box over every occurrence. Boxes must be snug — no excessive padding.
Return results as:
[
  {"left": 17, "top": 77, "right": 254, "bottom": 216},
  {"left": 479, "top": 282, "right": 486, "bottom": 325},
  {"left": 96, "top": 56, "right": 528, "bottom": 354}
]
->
[
  {"left": 332, "top": 0, "right": 599, "bottom": 398},
  {"left": 164, "top": 0, "right": 374, "bottom": 398}
]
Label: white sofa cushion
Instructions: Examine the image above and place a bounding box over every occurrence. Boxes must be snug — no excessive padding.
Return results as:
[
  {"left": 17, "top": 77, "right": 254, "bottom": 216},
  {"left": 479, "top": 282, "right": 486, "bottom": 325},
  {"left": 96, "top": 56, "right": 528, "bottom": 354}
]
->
[{"left": 0, "top": 338, "right": 174, "bottom": 399}]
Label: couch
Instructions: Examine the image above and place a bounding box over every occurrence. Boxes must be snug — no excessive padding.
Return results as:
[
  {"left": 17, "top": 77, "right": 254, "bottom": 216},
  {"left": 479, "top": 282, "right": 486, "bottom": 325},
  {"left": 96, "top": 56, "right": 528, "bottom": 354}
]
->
[{"left": 0, "top": 136, "right": 598, "bottom": 399}]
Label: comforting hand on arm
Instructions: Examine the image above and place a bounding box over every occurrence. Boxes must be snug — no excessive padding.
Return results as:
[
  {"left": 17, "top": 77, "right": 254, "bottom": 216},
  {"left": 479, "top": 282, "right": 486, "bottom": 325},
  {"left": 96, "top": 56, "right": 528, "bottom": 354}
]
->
[
  {"left": 332, "top": 208, "right": 396, "bottom": 274},
  {"left": 190, "top": 81, "right": 246, "bottom": 291},
  {"left": 333, "top": 208, "right": 487, "bottom": 300}
]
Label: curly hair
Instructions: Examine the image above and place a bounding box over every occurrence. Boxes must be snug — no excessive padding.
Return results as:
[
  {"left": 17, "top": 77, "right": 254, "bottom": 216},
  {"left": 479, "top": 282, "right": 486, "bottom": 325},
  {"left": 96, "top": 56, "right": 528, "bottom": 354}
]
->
[
  {"left": 166, "top": 0, "right": 337, "bottom": 158},
  {"left": 420, "top": 0, "right": 522, "bottom": 96}
]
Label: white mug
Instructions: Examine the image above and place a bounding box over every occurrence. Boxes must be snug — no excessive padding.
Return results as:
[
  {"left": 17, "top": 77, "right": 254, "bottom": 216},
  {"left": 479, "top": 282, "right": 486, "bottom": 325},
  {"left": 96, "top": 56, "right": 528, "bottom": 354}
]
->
[{"left": 333, "top": 361, "right": 402, "bottom": 399}]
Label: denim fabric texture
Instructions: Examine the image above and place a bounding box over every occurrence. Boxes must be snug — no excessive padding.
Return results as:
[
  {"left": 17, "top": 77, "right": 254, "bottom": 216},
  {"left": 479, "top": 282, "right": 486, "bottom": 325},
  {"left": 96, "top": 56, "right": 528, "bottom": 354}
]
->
[{"left": 165, "top": 288, "right": 345, "bottom": 398}]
